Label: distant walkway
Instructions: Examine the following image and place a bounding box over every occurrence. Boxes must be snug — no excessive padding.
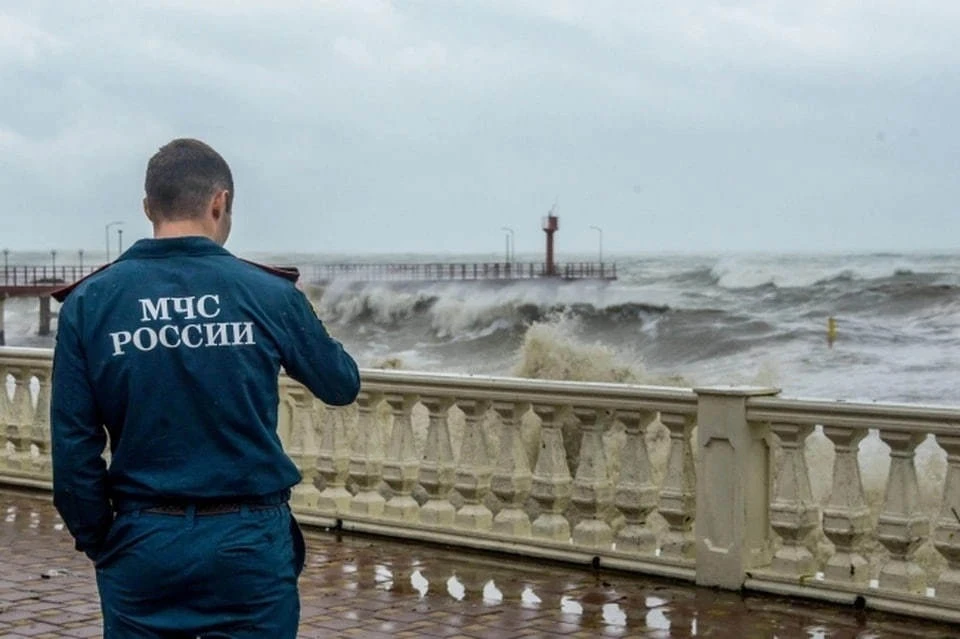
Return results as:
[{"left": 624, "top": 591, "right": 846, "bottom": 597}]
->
[
  {"left": 309, "top": 261, "right": 617, "bottom": 283},
  {"left": 0, "top": 261, "right": 617, "bottom": 296},
  {"left": 2, "top": 491, "right": 958, "bottom": 638}
]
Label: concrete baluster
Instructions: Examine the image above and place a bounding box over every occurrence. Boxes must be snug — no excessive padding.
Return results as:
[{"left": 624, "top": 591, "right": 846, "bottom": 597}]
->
[
  {"left": 286, "top": 385, "right": 323, "bottom": 510},
  {"left": 383, "top": 394, "right": 421, "bottom": 521},
  {"left": 658, "top": 412, "right": 697, "bottom": 560},
  {"left": 349, "top": 391, "right": 386, "bottom": 516},
  {"left": 316, "top": 405, "right": 353, "bottom": 515},
  {"left": 613, "top": 409, "right": 659, "bottom": 554},
  {"left": 418, "top": 396, "right": 456, "bottom": 527},
  {"left": 933, "top": 434, "right": 960, "bottom": 600},
  {"left": 6, "top": 368, "right": 33, "bottom": 471},
  {"left": 876, "top": 431, "right": 929, "bottom": 593},
  {"left": 491, "top": 400, "right": 533, "bottom": 536},
  {"left": 530, "top": 404, "right": 573, "bottom": 542},
  {"left": 769, "top": 422, "right": 819, "bottom": 577},
  {"left": 821, "top": 425, "right": 872, "bottom": 584},
  {"left": 454, "top": 399, "right": 494, "bottom": 531},
  {"left": 0, "top": 363, "right": 9, "bottom": 469},
  {"left": 29, "top": 367, "right": 52, "bottom": 475},
  {"left": 571, "top": 406, "right": 614, "bottom": 548}
]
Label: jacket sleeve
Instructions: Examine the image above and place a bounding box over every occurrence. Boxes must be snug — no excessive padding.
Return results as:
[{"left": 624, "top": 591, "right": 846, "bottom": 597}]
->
[
  {"left": 279, "top": 287, "right": 361, "bottom": 406},
  {"left": 50, "top": 306, "right": 112, "bottom": 561}
]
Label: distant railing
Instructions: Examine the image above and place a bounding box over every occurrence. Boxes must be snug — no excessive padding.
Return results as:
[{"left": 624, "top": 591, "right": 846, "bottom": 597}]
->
[
  {"left": 0, "top": 266, "right": 100, "bottom": 290},
  {"left": 308, "top": 262, "right": 617, "bottom": 283},
  {"left": 1, "top": 347, "right": 958, "bottom": 623},
  {"left": 0, "top": 262, "right": 618, "bottom": 290}
]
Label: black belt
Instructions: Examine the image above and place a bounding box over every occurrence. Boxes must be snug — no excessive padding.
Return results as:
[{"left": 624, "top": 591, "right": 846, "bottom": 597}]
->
[
  {"left": 143, "top": 502, "right": 281, "bottom": 516},
  {"left": 114, "top": 489, "right": 291, "bottom": 515}
]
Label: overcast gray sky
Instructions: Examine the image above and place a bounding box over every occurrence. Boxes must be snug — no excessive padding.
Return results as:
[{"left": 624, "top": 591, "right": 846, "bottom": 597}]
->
[{"left": 2, "top": 1, "right": 959, "bottom": 256}]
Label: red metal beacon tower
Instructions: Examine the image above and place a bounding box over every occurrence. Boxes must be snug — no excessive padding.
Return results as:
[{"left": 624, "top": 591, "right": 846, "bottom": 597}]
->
[{"left": 542, "top": 208, "right": 559, "bottom": 276}]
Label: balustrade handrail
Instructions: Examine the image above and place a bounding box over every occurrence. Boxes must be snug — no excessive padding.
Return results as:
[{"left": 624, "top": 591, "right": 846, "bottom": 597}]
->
[
  {"left": 747, "top": 395, "right": 960, "bottom": 435},
  {"left": 360, "top": 368, "right": 698, "bottom": 413}
]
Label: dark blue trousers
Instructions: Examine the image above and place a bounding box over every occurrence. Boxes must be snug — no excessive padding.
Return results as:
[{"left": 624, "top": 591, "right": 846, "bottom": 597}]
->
[{"left": 94, "top": 504, "right": 305, "bottom": 638}]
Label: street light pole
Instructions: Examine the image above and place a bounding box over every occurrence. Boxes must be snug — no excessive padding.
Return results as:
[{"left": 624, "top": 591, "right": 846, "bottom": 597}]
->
[
  {"left": 589, "top": 226, "right": 603, "bottom": 263},
  {"left": 500, "top": 226, "right": 514, "bottom": 263},
  {"left": 118, "top": 228, "right": 124, "bottom": 255},
  {"left": 105, "top": 221, "right": 123, "bottom": 262}
]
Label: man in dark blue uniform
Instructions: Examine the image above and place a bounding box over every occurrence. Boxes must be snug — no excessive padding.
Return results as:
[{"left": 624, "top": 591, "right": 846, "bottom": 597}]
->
[{"left": 51, "top": 138, "right": 360, "bottom": 638}]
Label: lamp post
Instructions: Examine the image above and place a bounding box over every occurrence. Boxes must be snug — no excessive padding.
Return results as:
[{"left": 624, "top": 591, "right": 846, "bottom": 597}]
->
[
  {"left": 589, "top": 225, "right": 603, "bottom": 264},
  {"left": 105, "top": 221, "right": 123, "bottom": 262},
  {"left": 78, "top": 249, "right": 84, "bottom": 272},
  {"left": 51, "top": 250, "right": 57, "bottom": 279},
  {"left": 118, "top": 227, "right": 124, "bottom": 255},
  {"left": 500, "top": 226, "right": 514, "bottom": 263}
]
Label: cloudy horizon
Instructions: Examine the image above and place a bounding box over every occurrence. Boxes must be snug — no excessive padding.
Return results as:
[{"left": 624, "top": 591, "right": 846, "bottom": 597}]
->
[{"left": 2, "top": 1, "right": 959, "bottom": 256}]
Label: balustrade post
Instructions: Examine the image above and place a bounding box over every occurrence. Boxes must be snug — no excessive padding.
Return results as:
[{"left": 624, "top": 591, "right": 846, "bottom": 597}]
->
[
  {"left": 491, "top": 400, "right": 533, "bottom": 536},
  {"left": 876, "top": 431, "right": 929, "bottom": 594},
  {"left": 530, "top": 404, "right": 573, "bottom": 542},
  {"left": 454, "top": 399, "right": 494, "bottom": 531},
  {"left": 418, "top": 396, "right": 456, "bottom": 526},
  {"left": 821, "top": 425, "right": 872, "bottom": 584},
  {"left": 613, "top": 409, "right": 659, "bottom": 554},
  {"left": 934, "top": 434, "right": 960, "bottom": 600},
  {"left": 316, "top": 405, "right": 353, "bottom": 514},
  {"left": 769, "top": 422, "right": 819, "bottom": 577},
  {"left": 349, "top": 391, "right": 386, "bottom": 516},
  {"left": 570, "top": 406, "right": 614, "bottom": 548},
  {"left": 694, "top": 387, "right": 777, "bottom": 588},
  {"left": 658, "top": 412, "right": 696, "bottom": 561},
  {"left": 382, "top": 394, "right": 421, "bottom": 521}
]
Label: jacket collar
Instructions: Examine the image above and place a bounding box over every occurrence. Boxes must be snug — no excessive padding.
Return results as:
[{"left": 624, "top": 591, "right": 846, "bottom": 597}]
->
[{"left": 117, "top": 236, "right": 232, "bottom": 260}]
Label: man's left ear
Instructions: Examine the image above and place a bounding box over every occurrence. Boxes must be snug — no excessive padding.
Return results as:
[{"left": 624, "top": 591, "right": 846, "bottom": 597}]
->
[{"left": 211, "top": 190, "right": 230, "bottom": 219}]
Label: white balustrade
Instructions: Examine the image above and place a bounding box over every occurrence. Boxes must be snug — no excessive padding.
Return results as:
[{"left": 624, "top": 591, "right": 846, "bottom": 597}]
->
[{"left": 5, "top": 346, "right": 960, "bottom": 624}]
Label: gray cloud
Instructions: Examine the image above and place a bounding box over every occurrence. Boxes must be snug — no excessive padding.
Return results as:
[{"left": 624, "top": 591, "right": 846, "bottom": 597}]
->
[{"left": 2, "top": 1, "right": 960, "bottom": 255}]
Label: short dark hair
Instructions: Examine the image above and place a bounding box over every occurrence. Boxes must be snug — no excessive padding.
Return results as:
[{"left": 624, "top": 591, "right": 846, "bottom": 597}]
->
[{"left": 144, "top": 138, "right": 233, "bottom": 220}]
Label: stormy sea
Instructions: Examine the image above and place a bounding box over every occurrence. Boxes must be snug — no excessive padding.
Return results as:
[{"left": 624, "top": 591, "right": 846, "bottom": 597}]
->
[{"left": 6, "top": 249, "right": 960, "bottom": 406}]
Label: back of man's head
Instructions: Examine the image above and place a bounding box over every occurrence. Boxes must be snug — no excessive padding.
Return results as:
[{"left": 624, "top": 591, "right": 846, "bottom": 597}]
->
[{"left": 145, "top": 139, "right": 233, "bottom": 221}]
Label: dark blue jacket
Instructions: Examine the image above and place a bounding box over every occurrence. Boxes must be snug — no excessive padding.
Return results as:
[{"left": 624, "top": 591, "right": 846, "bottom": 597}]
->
[{"left": 51, "top": 236, "right": 360, "bottom": 558}]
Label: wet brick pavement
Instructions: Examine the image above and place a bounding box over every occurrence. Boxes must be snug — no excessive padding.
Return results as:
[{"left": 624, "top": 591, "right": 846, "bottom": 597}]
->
[{"left": 1, "top": 490, "right": 958, "bottom": 638}]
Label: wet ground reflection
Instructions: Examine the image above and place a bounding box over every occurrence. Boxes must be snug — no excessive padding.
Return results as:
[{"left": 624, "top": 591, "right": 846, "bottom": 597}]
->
[
  {"left": 1, "top": 494, "right": 958, "bottom": 638},
  {"left": 298, "top": 528, "right": 958, "bottom": 638}
]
